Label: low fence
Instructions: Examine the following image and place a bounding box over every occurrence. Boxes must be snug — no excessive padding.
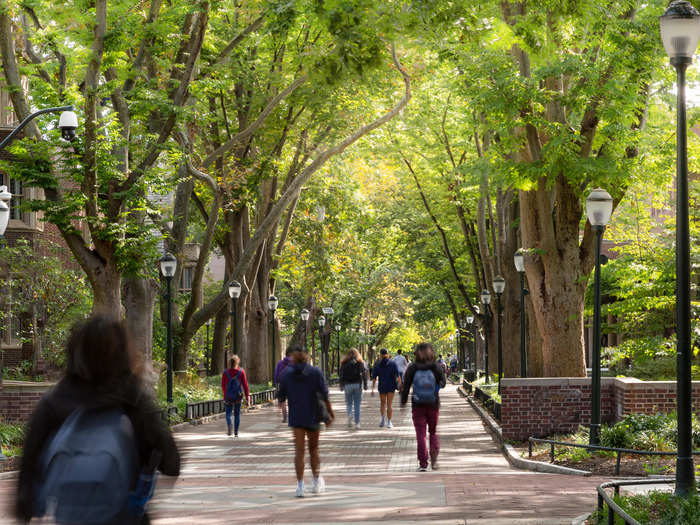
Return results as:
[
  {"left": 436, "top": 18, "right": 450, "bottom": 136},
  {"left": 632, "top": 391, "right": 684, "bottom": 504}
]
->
[
  {"left": 597, "top": 478, "right": 674, "bottom": 524},
  {"left": 528, "top": 437, "right": 700, "bottom": 476},
  {"left": 184, "top": 388, "right": 277, "bottom": 421},
  {"left": 473, "top": 384, "right": 501, "bottom": 422}
]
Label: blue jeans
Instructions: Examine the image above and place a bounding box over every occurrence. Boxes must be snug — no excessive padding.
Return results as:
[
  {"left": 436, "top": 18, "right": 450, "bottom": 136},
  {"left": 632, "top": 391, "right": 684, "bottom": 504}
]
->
[
  {"left": 344, "top": 382, "right": 362, "bottom": 424},
  {"left": 225, "top": 402, "right": 241, "bottom": 433}
]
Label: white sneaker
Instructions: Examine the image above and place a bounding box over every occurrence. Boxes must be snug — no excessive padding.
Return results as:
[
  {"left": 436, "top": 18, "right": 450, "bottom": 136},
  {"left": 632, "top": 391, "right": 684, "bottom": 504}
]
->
[
  {"left": 296, "top": 482, "right": 304, "bottom": 498},
  {"left": 386, "top": 420, "right": 393, "bottom": 428},
  {"left": 355, "top": 422, "right": 361, "bottom": 430},
  {"left": 347, "top": 416, "right": 353, "bottom": 428},
  {"left": 379, "top": 417, "right": 385, "bottom": 427},
  {"left": 311, "top": 476, "right": 325, "bottom": 494}
]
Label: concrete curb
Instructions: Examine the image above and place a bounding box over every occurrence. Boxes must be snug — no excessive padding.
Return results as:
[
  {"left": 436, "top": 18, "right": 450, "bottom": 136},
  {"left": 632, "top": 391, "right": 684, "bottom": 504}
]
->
[
  {"left": 0, "top": 470, "right": 18, "bottom": 480},
  {"left": 571, "top": 512, "right": 591, "bottom": 525},
  {"left": 457, "top": 386, "right": 592, "bottom": 477}
]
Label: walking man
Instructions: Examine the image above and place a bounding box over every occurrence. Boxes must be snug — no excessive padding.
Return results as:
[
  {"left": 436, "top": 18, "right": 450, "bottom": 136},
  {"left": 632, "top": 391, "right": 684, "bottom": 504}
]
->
[
  {"left": 392, "top": 348, "right": 409, "bottom": 380},
  {"left": 371, "top": 348, "right": 401, "bottom": 428},
  {"left": 221, "top": 355, "right": 251, "bottom": 437}
]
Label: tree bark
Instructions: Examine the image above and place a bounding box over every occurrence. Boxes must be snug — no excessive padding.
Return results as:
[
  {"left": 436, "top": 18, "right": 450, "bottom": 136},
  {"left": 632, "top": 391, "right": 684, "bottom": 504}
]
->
[{"left": 123, "top": 276, "right": 158, "bottom": 361}]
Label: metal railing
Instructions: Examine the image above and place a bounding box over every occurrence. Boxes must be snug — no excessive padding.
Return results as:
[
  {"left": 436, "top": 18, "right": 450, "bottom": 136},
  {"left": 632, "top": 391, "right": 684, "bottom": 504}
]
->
[
  {"left": 596, "top": 478, "right": 674, "bottom": 525},
  {"left": 473, "top": 385, "right": 501, "bottom": 421},
  {"left": 529, "top": 437, "right": 700, "bottom": 476},
  {"left": 184, "top": 388, "right": 278, "bottom": 421},
  {"left": 157, "top": 406, "right": 178, "bottom": 423}
]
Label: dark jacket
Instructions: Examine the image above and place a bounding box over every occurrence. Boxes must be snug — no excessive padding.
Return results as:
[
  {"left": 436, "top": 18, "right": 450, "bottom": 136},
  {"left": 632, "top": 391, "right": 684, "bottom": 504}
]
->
[
  {"left": 339, "top": 359, "right": 368, "bottom": 390},
  {"left": 16, "top": 375, "right": 180, "bottom": 523},
  {"left": 400, "top": 362, "right": 447, "bottom": 407},
  {"left": 371, "top": 357, "right": 401, "bottom": 393},
  {"left": 277, "top": 362, "right": 329, "bottom": 428}
]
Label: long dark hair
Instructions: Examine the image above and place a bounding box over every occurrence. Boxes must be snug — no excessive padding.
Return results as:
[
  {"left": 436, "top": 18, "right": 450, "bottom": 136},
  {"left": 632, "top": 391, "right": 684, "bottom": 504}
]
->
[
  {"left": 414, "top": 342, "right": 435, "bottom": 364},
  {"left": 65, "top": 315, "right": 139, "bottom": 384}
]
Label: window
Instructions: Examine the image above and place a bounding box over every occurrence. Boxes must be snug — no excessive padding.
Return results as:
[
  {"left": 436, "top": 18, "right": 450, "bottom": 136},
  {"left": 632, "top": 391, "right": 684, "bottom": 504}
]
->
[
  {"left": 180, "top": 266, "right": 194, "bottom": 292},
  {"left": 8, "top": 177, "right": 22, "bottom": 221}
]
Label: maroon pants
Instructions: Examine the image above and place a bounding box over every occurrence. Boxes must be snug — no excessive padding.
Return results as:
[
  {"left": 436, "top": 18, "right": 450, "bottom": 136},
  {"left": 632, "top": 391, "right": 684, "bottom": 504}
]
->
[{"left": 411, "top": 404, "right": 439, "bottom": 468}]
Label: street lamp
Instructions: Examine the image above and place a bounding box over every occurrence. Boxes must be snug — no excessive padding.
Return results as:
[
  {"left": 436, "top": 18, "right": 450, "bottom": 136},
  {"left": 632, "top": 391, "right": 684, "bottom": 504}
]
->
[
  {"left": 228, "top": 280, "right": 241, "bottom": 365},
  {"left": 205, "top": 319, "right": 212, "bottom": 375},
  {"left": 159, "top": 253, "right": 177, "bottom": 404},
  {"left": 318, "top": 315, "right": 326, "bottom": 376},
  {"left": 467, "top": 314, "right": 475, "bottom": 376},
  {"left": 322, "top": 307, "right": 334, "bottom": 376},
  {"left": 660, "top": 0, "right": 699, "bottom": 496},
  {"left": 480, "top": 289, "right": 491, "bottom": 383},
  {"left": 268, "top": 295, "right": 278, "bottom": 381},
  {"left": 585, "top": 188, "right": 613, "bottom": 447},
  {"left": 493, "top": 276, "right": 505, "bottom": 394},
  {"left": 0, "top": 186, "right": 10, "bottom": 240},
  {"left": 514, "top": 249, "right": 529, "bottom": 378},
  {"left": 0, "top": 105, "right": 78, "bottom": 151},
  {"left": 301, "top": 309, "right": 310, "bottom": 351},
  {"left": 335, "top": 323, "right": 341, "bottom": 375}
]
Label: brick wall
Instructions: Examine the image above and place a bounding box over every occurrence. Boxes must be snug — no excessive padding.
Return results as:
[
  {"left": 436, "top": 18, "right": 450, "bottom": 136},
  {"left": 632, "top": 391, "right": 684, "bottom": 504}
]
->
[
  {"left": 0, "top": 380, "right": 54, "bottom": 423},
  {"left": 500, "top": 377, "right": 700, "bottom": 441}
]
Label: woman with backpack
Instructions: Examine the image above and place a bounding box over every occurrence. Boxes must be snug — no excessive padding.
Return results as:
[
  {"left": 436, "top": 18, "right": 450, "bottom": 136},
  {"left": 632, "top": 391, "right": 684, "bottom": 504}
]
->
[
  {"left": 16, "top": 315, "right": 180, "bottom": 524},
  {"left": 277, "top": 344, "right": 335, "bottom": 498},
  {"left": 221, "top": 355, "right": 252, "bottom": 437},
  {"left": 339, "top": 348, "right": 368, "bottom": 430},
  {"left": 400, "top": 342, "right": 446, "bottom": 471}
]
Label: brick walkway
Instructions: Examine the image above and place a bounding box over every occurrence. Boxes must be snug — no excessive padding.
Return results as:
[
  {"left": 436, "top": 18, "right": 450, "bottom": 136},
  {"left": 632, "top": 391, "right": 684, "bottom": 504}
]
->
[{"left": 0, "top": 384, "right": 605, "bottom": 524}]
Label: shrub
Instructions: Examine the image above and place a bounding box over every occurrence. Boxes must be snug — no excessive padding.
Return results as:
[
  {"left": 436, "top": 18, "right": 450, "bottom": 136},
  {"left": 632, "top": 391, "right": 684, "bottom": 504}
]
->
[{"left": 601, "top": 424, "right": 631, "bottom": 449}]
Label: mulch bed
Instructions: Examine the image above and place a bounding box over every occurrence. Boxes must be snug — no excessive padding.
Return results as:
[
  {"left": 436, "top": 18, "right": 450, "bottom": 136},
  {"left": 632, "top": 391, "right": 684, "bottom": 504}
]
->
[{"left": 513, "top": 444, "right": 675, "bottom": 477}]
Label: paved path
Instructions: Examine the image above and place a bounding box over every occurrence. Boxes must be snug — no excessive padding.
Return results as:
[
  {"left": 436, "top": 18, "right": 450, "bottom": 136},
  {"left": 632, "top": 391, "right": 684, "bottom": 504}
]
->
[{"left": 0, "top": 385, "right": 604, "bottom": 524}]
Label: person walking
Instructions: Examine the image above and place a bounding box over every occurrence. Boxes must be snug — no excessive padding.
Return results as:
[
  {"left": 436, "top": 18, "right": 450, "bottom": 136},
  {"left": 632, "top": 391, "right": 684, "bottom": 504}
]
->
[
  {"left": 16, "top": 315, "right": 180, "bottom": 524},
  {"left": 221, "top": 355, "right": 252, "bottom": 437},
  {"left": 339, "top": 348, "right": 368, "bottom": 429},
  {"left": 391, "top": 348, "right": 409, "bottom": 379},
  {"left": 274, "top": 348, "right": 294, "bottom": 423},
  {"left": 371, "top": 348, "right": 401, "bottom": 428},
  {"left": 400, "top": 342, "right": 446, "bottom": 471},
  {"left": 277, "top": 344, "right": 335, "bottom": 498}
]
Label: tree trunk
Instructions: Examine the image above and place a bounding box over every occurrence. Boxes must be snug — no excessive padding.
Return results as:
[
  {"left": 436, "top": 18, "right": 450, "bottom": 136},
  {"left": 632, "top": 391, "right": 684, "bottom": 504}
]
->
[
  {"left": 123, "top": 276, "right": 158, "bottom": 361},
  {"left": 211, "top": 306, "right": 228, "bottom": 374},
  {"left": 91, "top": 263, "right": 123, "bottom": 318},
  {"left": 244, "top": 291, "right": 269, "bottom": 384}
]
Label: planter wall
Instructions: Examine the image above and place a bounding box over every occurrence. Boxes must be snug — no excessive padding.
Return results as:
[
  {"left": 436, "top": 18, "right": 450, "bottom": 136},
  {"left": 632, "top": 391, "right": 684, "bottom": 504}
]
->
[{"left": 500, "top": 377, "right": 700, "bottom": 441}]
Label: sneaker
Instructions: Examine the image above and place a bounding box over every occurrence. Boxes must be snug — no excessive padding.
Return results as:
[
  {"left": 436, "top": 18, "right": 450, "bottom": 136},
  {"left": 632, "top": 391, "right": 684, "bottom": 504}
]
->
[
  {"left": 234, "top": 431, "right": 238, "bottom": 437},
  {"left": 354, "top": 422, "right": 361, "bottom": 430},
  {"left": 417, "top": 466, "right": 427, "bottom": 472},
  {"left": 311, "top": 476, "right": 325, "bottom": 494},
  {"left": 227, "top": 424, "right": 232, "bottom": 436},
  {"left": 386, "top": 420, "right": 393, "bottom": 428},
  {"left": 431, "top": 459, "right": 439, "bottom": 470},
  {"left": 347, "top": 416, "right": 353, "bottom": 428},
  {"left": 379, "top": 417, "right": 385, "bottom": 428},
  {"left": 296, "top": 482, "right": 305, "bottom": 498}
]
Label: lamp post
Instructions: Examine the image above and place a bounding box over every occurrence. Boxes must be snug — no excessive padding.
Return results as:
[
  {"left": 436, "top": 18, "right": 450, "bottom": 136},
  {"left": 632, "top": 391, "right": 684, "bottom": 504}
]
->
[
  {"left": 660, "top": 0, "right": 700, "bottom": 496},
  {"left": 268, "top": 295, "right": 278, "bottom": 382},
  {"left": 0, "top": 106, "right": 78, "bottom": 152},
  {"left": 480, "top": 289, "right": 491, "bottom": 383},
  {"left": 160, "top": 253, "right": 177, "bottom": 404},
  {"left": 493, "top": 276, "right": 505, "bottom": 394},
  {"left": 322, "top": 307, "right": 334, "bottom": 378},
  {"left": 514, "top": 249, "right": 529, "bottom": 378},
  {"left": 228, "top": 280, "right": 241, "bottom": 365},
  {"left": 586, "top": 188, "right": 613, "bottom": 447},
  {"left": 205, "top": 319, "right": 212, "bottom": 375},
  {"left": 318, "top": 315, "right": 326, "bottom": 376},
  {"left": 0, "top": 187, "right": 9, "bottom": 459},
  {"left": 301, "top": 309, "right": 310, "bottom": 351},
  {"left": 335, "top": 323, "right": 341, "bottom": 375},
  {"left": 454, "top": 328, "right": 461, "bottom": 370},
  {"left": 467, "top": 314, "right": 475, "bottom": 377}
]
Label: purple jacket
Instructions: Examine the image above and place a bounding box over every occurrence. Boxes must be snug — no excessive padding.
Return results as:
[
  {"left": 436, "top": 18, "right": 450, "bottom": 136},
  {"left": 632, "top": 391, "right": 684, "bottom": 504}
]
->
[{"left": 274, "top": 356, "right": 292, "bottom": 384}]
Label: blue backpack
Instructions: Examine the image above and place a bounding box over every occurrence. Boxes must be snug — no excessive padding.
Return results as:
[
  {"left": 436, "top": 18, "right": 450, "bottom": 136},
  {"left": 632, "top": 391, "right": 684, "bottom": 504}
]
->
[
  {"left": 34, "top": 407, "right": 141, "bottom": 524},
  {"left": 224, "top": 369, "right": 243, "bottom": 403},
  {"left": 412, "top": 369, "right": 437, "bottom": 404}
]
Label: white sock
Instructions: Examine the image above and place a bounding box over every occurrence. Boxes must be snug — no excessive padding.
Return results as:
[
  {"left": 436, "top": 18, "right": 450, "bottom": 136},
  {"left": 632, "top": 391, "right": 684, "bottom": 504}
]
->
[{"left": 297, "top": 480, "right": 304, "bottom": 489}]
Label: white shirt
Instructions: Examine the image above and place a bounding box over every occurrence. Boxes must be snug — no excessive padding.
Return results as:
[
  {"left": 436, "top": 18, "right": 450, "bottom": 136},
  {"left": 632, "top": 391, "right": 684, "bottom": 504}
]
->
[{"left": 392, "top": 354, "right": 408, "bottom": 375}]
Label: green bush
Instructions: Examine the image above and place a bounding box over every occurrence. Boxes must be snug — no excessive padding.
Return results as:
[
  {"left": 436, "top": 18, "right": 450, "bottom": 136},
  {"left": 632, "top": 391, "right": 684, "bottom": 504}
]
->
[
  {"left": 601, "top": 424, "right": 631, "bottom": 449},
  {"left": 592, "top": 491, "right": 700, "bottom": 524}
]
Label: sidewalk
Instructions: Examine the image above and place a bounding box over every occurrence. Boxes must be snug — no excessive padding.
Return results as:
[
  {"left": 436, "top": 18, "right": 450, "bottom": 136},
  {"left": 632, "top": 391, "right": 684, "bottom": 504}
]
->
[{"left": 0, "top": 384, "right": 605, "bottom": 524}]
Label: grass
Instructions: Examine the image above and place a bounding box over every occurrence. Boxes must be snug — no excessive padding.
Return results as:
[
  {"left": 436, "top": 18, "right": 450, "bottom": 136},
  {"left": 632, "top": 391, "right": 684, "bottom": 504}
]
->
[
  {"left": 0, "top": 423, "right": 25, "bottom": 458},
  {"left": 591, "top": 491, "right": 700, "bottom": 524}
]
